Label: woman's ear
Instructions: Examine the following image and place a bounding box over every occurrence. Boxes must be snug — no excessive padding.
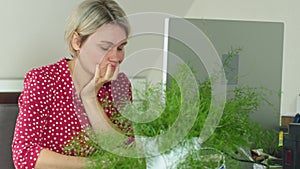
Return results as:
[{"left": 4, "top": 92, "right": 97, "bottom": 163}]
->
[{"left": 71, "top": 32, "right": 81, "bottom": 51}]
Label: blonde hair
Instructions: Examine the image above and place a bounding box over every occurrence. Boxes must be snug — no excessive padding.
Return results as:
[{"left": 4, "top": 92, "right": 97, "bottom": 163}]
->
[{"left": 64, "top": 0, "right": 130, "bottom": 57}]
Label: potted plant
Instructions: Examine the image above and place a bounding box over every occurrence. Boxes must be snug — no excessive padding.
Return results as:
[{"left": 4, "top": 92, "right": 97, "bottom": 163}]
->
[{"left": 64, "top": 48, "right": 279, "bottom": 169}]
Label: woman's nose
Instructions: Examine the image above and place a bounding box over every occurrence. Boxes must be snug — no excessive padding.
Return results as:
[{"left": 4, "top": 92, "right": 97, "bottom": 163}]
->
[{"left": 108, "top": 48, "right": 123, "bottom": 63}]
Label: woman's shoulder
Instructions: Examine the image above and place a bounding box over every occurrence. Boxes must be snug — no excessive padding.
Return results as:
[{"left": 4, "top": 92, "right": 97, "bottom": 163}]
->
[
  {"left": 110, "top": 72, "right": 132, "bottom": 102},
  {"left": 23, "top": 58, "right": 70, "bottom": 88},
  {"left": 115, "top": 72, "right": 131, "bottom": 85},
  {"left": 26, "top": 58, "right": 68, "bottom": 77}
]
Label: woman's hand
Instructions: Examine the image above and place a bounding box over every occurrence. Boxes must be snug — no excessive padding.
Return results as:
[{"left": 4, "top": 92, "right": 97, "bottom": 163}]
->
[
  {"left": 79, "top": 63, "right": 123, "bottom": 134},
  {"left": 80, "top": 63, "right": 119, "bottom": 98}
]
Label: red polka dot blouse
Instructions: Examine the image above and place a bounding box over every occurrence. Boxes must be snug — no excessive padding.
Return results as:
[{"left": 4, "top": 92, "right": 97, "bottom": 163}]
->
[{"left": 12, "top": 58, "right": 133, "bottom": 169}]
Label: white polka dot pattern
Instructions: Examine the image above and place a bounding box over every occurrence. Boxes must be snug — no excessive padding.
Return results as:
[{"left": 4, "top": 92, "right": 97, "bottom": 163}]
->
[{"left": 11, "top": 58, "right": 133, "bottom": 169}]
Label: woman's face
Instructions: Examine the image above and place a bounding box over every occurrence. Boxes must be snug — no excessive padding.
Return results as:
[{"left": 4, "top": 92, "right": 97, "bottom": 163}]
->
[{"left": 74, "top": 23, "right": 127, "bottom": 77}]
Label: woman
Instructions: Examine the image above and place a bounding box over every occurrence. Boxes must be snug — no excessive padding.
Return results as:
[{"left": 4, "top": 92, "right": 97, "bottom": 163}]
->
[{"left": 12, "top": 0, "right": 133, "bottom": 168}]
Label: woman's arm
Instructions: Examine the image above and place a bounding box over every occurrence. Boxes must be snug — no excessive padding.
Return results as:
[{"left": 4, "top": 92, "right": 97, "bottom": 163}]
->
[
  {"left": 79, "top": 64, "right": 122, "bottom": 134},
  {"left": 35, "top": 149, "right": 88, "bottom": 169},
  {"left": 12, "top": 69, "right": 95, "bottom": 169}
]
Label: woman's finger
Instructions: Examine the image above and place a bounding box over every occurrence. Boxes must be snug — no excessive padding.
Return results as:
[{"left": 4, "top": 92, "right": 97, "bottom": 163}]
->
[
  {"left": 94, "top": 64, "right": 101, "bottom": 79},
  {"left": 94, "top": 64, "right": 119, "bottom": 88},
  {"left": 103, "top": 64, "right": 114, "bottom": 81},
  {"left": 111, "top": 65, "right": 119, "bottom": 81}
]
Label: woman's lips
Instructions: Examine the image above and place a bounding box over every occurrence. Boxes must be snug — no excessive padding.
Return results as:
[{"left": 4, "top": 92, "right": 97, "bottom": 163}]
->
[
  {"left": 110, "top": 64, "right": 118, "bottom": 72},
  {"left": 110, "top": 64, "right": 116, "bottom": 70}
]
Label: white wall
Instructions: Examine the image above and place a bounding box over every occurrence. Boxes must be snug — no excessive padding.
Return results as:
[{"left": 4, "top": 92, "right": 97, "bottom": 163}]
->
[
  {"left": 0, "top": 0, "right": 80, "bottom": 79},
  {"left": 185, "top": 0, "right": 300, "bottom": 116},
  {"left": 115, "top": 0, "right": 195, "bottom": 84}
]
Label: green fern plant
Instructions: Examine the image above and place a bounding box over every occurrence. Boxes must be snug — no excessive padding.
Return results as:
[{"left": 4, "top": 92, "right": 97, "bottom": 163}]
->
[{"left": 64, "top": 48, "right": 279, "bottom": 168}]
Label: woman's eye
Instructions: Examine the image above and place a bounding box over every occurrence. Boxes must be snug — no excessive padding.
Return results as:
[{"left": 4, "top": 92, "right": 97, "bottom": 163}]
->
[
  {"left": 117, "top": 45, "right": 125, "bottom": 51},
  {"left": 101, "top": 47, "right": 109, "bottom": 51}
]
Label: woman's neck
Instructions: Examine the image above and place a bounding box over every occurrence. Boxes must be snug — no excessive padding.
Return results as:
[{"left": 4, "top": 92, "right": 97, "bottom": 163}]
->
[{"left": 67, "top": 57, "right": 93, "bottom": 95}]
